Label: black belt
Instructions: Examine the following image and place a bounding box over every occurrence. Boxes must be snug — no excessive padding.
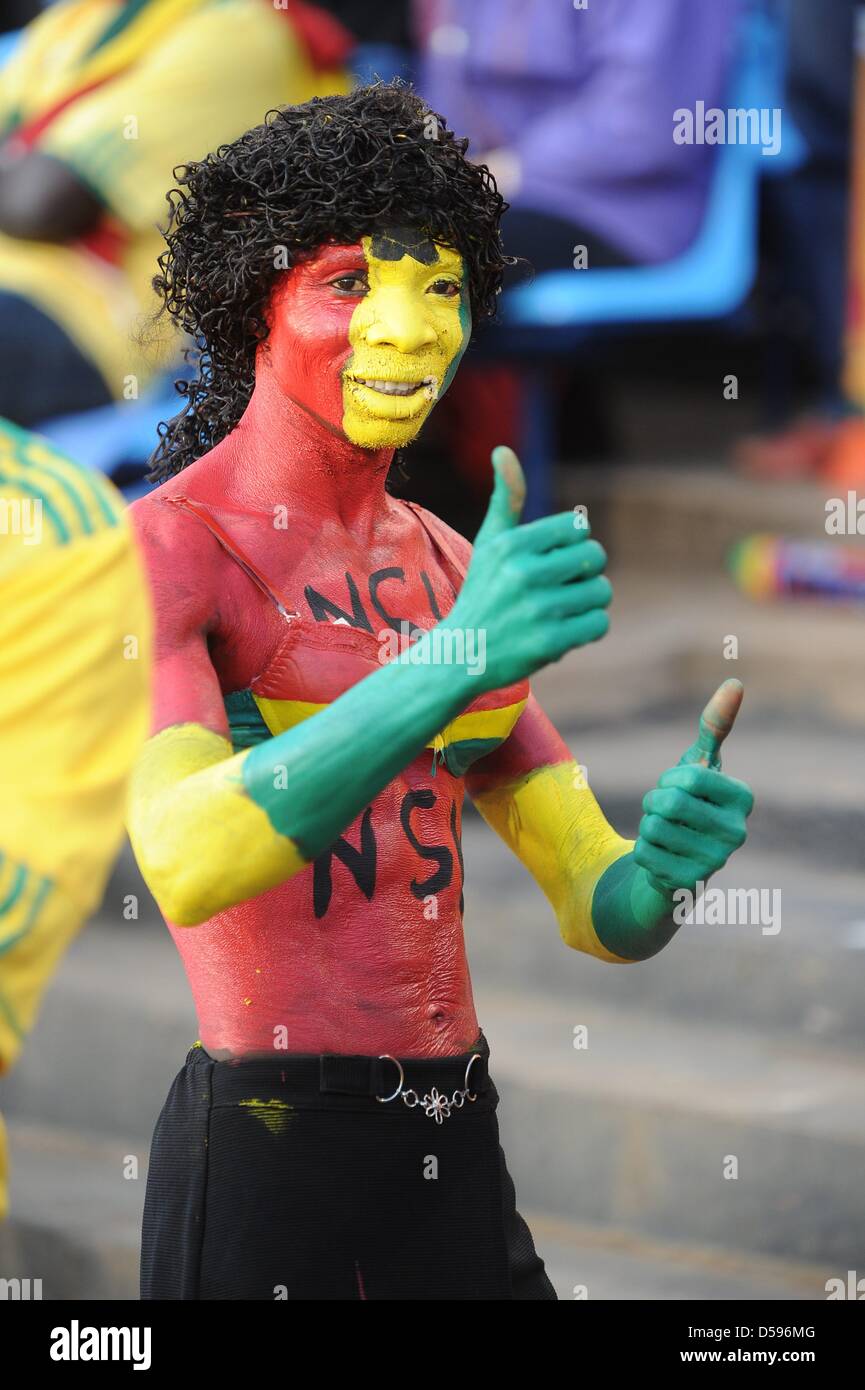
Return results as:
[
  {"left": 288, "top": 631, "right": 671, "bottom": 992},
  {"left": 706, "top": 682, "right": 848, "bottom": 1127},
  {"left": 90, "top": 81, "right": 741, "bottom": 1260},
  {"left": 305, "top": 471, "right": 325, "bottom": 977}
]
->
[{"left": 198, "top": 1033, "right": 493, "bottom": 1122}]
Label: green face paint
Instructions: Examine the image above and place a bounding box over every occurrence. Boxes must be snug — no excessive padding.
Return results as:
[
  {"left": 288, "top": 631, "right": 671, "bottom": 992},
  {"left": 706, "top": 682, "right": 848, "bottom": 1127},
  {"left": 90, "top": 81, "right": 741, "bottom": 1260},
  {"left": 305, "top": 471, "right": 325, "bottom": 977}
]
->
[{"left": 439, "top": 280, "right": 472, "bottom": 399}]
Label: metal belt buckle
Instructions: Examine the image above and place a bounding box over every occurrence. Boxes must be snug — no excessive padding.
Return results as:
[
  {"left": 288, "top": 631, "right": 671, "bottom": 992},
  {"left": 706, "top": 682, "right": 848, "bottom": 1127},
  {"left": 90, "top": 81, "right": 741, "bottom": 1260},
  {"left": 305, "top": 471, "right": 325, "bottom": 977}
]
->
[{"left": 376, "top": 1053, "right": 482, "bottom": 1123}]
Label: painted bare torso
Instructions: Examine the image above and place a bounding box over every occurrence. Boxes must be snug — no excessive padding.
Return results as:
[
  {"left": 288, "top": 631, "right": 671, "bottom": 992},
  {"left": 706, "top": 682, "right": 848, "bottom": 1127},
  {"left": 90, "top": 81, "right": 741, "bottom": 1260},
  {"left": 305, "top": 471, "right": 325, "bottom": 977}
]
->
[
  {"left": 142, "top": 442, "right": 527, "bottom": 1060},
  {"left": 129, "top": 121, "right": 754, "bottom": 1104}
]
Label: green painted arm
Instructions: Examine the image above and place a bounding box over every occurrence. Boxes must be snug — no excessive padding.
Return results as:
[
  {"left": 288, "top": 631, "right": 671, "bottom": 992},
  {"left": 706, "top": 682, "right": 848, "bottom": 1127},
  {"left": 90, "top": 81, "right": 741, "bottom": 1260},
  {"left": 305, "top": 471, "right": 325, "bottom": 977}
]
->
[
  {"left": 244, "top": 447, "right": 613, "bottom": 860},
  {"left": 242, "top": 625, "right": 478, "bottom": 859},
  {"left": 591, "top": 852, "right": 681, "bottom": 961}
]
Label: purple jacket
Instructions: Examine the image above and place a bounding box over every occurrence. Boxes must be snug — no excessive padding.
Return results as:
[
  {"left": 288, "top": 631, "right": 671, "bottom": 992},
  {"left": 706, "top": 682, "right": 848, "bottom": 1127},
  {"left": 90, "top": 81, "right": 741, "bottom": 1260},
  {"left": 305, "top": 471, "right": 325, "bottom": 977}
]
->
[{"left": 415, "top": 0, "right": 743, "bottom": 263}]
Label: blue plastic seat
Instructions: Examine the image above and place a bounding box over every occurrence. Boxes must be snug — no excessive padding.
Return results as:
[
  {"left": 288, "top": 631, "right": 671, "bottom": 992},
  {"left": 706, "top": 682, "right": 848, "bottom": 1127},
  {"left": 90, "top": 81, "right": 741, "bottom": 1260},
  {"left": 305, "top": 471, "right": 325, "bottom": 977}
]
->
[{"left": 489, "top": 2, "right": 805, "bottom": 515}]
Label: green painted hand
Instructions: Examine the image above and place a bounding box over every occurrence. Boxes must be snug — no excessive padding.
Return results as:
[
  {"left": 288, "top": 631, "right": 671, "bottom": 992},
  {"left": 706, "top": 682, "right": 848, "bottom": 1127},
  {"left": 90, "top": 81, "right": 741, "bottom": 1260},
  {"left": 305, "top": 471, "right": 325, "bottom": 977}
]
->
[
  {"left": 444, "top": 445, "right": 612, "bottom": 692},
  {"left": 634, "top": 680, "right": 754, "bottom": 897},
  {"left": 592, "top": 680, "right": 755, "bottom": 960}
]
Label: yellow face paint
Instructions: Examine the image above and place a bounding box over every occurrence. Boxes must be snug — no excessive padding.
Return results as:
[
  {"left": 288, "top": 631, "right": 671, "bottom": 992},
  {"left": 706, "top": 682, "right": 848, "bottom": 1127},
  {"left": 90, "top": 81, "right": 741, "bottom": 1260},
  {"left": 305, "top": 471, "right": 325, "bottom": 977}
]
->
[{"left": 341, "top": 235, "right": 470, "bottom": 449}]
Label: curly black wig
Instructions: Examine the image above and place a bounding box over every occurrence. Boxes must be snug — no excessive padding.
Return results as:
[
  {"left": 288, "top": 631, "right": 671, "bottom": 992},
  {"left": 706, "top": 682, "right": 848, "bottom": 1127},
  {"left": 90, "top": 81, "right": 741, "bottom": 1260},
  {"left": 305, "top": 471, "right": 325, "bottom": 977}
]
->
[{"left": 148, "top": 81, "right": 510, "bottom": 481}]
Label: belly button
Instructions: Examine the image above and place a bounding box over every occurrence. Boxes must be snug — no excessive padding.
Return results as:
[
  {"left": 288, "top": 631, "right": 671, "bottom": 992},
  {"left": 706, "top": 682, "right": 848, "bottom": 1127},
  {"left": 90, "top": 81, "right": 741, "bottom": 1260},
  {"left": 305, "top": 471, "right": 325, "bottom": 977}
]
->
[{"left": 427, "top": 1004, "right": 447, "bottom": 1027}]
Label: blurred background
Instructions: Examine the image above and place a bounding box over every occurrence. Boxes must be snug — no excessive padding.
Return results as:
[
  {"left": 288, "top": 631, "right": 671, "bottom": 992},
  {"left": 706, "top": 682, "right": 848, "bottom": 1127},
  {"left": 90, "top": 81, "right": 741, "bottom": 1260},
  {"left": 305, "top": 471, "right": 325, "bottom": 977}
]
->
[{"left": 1, "top": 0, "right": 863, "bottom": 1301}]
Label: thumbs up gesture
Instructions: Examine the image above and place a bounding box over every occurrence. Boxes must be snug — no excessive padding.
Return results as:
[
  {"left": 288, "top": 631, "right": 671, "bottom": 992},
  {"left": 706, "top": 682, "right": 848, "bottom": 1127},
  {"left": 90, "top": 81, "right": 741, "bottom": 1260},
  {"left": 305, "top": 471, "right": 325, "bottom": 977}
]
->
[
  {"left": 447, "top": 445, "right": 613, "bottom": 691},
  {"left": 634, "top": 680, "right": 754, "bottom": 896}
]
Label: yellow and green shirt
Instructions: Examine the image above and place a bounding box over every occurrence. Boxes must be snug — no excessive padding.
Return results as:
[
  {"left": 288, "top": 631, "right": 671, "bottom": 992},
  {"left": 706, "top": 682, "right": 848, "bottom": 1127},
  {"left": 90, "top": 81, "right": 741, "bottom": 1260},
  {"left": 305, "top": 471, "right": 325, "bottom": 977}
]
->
[
  {"left": 0, "top": 0, "right": 350, "bottom": 397},
  {"left": 0, "top": 419, "right": 152, "bottom": 1215}
]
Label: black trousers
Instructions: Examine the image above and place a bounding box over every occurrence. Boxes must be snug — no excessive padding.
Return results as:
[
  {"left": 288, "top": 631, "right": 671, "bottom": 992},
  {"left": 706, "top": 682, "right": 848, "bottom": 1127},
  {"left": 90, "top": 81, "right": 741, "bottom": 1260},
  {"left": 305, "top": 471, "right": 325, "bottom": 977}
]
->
[{"left": 141, "top": 1034, "right": 556, "bottom": 1301}]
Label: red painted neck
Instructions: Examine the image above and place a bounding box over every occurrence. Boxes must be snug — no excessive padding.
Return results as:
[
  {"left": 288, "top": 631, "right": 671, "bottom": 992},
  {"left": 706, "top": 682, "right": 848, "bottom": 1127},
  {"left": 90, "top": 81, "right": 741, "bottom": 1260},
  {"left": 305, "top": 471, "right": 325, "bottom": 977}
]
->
[{"left": 217, "top": 365, "right": 395, "bottom": 529}]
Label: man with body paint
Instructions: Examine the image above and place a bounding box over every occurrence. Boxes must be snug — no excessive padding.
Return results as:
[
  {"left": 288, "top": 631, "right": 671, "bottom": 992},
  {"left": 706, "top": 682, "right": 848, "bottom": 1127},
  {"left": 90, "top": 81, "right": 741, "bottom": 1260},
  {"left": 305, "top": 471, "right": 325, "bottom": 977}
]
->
[{"left": 130, "top": 84, "right": 754, "bottom": 1301}]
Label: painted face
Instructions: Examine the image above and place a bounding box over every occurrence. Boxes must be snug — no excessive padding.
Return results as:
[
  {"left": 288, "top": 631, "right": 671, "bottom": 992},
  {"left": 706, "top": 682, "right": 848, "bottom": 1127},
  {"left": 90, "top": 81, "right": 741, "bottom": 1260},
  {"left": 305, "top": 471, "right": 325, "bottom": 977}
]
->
[{"left": 262, "top": 225, "right": 471, "bottom": 448}]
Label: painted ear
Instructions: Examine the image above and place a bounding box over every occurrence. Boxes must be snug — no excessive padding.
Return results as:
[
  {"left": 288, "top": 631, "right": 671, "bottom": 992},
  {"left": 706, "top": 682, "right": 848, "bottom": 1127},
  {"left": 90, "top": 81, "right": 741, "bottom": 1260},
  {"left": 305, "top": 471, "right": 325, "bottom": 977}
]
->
[{"left": 473, "top": 447, "right": 526, "bottom": 547}]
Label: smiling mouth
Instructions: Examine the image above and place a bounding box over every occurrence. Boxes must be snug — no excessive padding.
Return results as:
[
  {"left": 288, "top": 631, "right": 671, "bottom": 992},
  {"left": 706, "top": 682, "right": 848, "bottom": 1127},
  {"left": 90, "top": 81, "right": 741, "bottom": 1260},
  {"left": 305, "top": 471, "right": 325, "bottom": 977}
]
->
[{"left": 351, "top": 375, "right": 437, "bottom": 398}]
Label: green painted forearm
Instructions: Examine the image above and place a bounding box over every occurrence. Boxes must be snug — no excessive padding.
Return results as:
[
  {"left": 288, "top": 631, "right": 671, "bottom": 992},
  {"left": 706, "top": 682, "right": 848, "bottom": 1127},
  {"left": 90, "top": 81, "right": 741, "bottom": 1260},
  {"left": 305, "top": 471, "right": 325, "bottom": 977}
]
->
[
  {"left": 590, "top": 851, "right": 680, "bottom": 961},
  {"left": 242, "top": 628, "right": 475, "bottom": 859}
]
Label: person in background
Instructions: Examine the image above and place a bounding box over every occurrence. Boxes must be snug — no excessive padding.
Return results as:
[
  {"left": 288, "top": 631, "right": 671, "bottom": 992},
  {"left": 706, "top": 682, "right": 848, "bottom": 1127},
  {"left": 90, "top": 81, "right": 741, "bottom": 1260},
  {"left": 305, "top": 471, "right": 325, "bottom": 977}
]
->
[
  {"left": 735, "top": 0, "right": 860, "bottom": 484},
  {"left": 415, "top": 0, "right": 741, "bottom": 273},
  {"left": 0, "top": 0, "right": 353, "bottom": 426},
  {"left": 413, "top": 0, "right": 742, "bottom": 499},
  {"left": 0, "top": 419, "right": 152, "bottom": 1223},
  {"left": 1, "top": 2, "right": 42, "bottom": 38}
]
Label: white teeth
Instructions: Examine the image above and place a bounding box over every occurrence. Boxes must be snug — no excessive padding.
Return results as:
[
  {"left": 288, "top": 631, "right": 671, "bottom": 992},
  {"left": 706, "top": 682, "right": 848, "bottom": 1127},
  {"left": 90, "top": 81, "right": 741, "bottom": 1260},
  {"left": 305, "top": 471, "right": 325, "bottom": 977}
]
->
[{"left": 355, "top": 377, "right": 434, "bottom": 397}]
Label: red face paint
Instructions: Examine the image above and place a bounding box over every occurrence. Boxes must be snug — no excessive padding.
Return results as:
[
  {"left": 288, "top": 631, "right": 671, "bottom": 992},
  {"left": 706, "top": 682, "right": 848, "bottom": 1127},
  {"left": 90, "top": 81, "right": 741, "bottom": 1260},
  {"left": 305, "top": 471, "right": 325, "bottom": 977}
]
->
[{"left": 259, "top": 242, "right": 366, "bottom": 438}]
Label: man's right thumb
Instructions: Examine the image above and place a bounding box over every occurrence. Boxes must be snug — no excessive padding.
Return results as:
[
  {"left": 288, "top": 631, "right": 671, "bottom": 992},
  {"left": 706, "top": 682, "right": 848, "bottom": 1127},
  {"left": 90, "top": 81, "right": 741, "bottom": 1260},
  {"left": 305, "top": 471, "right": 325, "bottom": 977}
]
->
[{"left": 474, "top": 446, "right": 526, "bottom": 545}]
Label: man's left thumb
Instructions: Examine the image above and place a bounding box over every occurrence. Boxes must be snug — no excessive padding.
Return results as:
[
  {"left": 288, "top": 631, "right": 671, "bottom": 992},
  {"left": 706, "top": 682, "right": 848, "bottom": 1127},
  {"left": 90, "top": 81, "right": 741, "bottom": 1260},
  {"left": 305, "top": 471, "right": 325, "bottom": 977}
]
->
[{"left": 678, "top": 679, "right": 744, "bottom": 770}]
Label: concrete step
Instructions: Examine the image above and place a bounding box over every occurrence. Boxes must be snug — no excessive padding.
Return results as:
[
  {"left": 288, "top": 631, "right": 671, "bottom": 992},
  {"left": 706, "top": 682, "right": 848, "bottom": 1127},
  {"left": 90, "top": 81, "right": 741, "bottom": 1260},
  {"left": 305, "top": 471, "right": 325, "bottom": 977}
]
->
[
  {"left": 530, "top": 1214, "right": 836, "bottom": 1302},
  {"left": 479, "top": 988, "right": 865, "bottom": 1269},
  {"left": 531, "top": 561, "right": 865, "bottom": 730},
  {"left": 1, "top": 1121, "right": 141, "bottom": 1300},
  {"left": 547, "top": 708, "right": 864, "bottom": 844},
  {"left": 558, "top": 463, "right": 850, "bottom": 575},
  {"left": 464, "top": 829, "right": 865, "bottom": 1047},
  {"left": 461, "top": 703, "right": 865, "bottom": 1042},
  {"left": 2, "top": 921, "right": 863, "bottom": 1267},
  {"left": 0, "top": 916, "right": 196, "bottom": 1143},
  {"left": 1, "top": 1118, "right": 838, "bottom": 1301}
]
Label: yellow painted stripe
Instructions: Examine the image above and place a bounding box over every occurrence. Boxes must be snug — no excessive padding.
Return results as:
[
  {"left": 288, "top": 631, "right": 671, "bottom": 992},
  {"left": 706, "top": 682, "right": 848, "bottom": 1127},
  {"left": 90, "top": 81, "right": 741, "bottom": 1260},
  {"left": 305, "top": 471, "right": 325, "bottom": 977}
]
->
[
  {"left": 253, "top": 694, "right": 527, "bottom": 752},
  {"left": 253, "top": 697, "right": 327, "bottom": 735},
  {"left": 433, "top": 699, "right": 527, "bottom": 749}
]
